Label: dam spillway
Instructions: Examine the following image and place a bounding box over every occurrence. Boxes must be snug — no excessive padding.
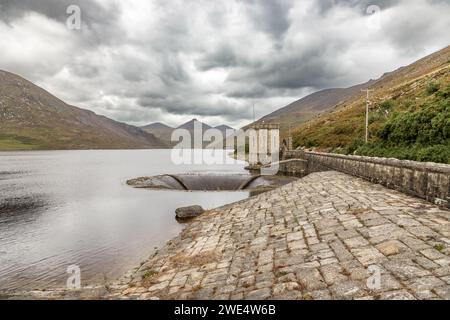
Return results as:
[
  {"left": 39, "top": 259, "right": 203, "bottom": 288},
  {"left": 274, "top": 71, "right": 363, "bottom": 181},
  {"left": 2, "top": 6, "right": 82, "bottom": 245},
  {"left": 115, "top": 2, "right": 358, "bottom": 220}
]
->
[{"left": 127, "top": 173, "right": 297, "bottom": 193}]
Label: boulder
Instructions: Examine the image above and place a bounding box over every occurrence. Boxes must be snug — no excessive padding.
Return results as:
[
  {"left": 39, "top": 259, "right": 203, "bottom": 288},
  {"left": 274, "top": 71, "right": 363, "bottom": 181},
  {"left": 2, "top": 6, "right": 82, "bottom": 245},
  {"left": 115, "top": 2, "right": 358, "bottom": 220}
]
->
[{"left": 175, "top": 205, "right": 205, "bottom": 220}]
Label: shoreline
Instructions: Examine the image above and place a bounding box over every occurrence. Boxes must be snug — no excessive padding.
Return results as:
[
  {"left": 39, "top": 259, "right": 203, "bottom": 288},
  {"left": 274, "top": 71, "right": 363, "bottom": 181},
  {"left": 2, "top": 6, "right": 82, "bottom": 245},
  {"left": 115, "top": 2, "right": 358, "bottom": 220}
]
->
[
  {"left": 4, "top": 170, "right": 450, "bottom": 300},
  {"left": 0, "top": 190, "right": 258, "bottom": 300}
]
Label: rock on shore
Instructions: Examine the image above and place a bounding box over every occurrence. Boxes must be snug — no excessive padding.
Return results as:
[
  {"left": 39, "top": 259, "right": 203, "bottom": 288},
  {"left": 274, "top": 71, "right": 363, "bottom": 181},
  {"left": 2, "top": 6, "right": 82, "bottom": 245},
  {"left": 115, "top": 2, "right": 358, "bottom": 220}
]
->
[{"left": 175, "top": 205, "right": 205, "bottom": 220}]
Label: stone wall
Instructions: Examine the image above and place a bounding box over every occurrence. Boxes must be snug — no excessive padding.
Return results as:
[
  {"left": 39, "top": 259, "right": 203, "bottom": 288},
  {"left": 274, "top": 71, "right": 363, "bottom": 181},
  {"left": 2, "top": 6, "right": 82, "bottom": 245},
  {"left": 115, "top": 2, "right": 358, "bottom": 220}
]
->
[
  {"left": 284, "top": 150, "right": 450, "bottom": 208},
  {"left": 269, "top": 159, "right": 308, "bottom": 177}
]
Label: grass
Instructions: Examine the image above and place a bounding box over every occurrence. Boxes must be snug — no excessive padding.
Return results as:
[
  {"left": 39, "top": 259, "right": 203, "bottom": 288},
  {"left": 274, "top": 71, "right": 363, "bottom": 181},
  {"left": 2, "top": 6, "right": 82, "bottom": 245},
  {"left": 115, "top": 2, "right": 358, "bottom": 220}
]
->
[
  {"left": 143, "top": 269, "right": 159, "bottom": 279},
  {"left": 275, "top": 270, "right": 289, "bottom": 278},
  {"left": 169, "top": 250, "right": 218, "bottom": 268},
  {"left": 0, "top": 135, "right": 46, "bottom": 150}
]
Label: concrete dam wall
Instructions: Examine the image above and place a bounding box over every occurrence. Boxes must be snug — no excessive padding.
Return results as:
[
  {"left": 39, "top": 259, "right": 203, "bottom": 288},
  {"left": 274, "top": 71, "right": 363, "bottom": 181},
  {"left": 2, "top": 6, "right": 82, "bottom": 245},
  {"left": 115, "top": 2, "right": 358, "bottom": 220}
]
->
[{"left": 283, "top": 150, "right": 450, "bottom": 208}]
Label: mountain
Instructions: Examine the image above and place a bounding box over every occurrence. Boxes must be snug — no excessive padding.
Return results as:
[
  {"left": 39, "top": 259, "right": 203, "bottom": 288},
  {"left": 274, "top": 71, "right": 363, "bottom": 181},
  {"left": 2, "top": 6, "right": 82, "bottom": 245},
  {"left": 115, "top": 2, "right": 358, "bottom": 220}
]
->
[
  {"left": 247, "top": 81, "right": 373, "bottom": 134},
  {"left": 140, "top": 119, "right": 236, "bottom": 147},
  {"left": 214, "top": 124, "right": 235, "bottom": 137},
  {"left": 291, "top": 45, "right": 450, "bottom": 163},
  {"left": 142, "top": 122, "right": 173, "bottom": 130},
  {"left": 141, "top": 122, "right": 174, "bottom": 143},
  {"left": 177, "top": 118, "right": 212, "bottom": 131},
  {"left": 0, "top": 70, "right": 167, "bottom": 150}
]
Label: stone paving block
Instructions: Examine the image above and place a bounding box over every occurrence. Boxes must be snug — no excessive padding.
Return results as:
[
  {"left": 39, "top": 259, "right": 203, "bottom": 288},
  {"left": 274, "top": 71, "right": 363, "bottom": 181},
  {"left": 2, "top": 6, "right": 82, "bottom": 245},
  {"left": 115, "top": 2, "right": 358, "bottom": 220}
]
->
[
  {"left": 245, "top": 288, "right": 272, "bottom": 300},
  {"left": 379, "top": 290, "right": 416, "bottom": 300},
  {"left": 406, "top": 276, "right": 446, "bottom": 291},
  {"left": 383, "top": 260, "right": 431, "bottom": 280},
  {"left": 351, "top": 247, "right": 386, "bottom": 266},
  {"left": 336, "top": 229, "right": 360, "bottom": 240},
  {"left": 329, "top": 239, "right": 354, "bottom": 262},
  {"left": 320, "top": 263, "right": 348, "bottom": 285},
  {"left": 376, "top": 240, "right": 403, "bottom": 256},
  {"left": 433, "top": 286, "right": 450, "bottom": 299},
  {"left": 329, "top": 281, "right": 366, "bottom": 299},
  {"left": 304, "top": 289, "right": 332, "bottom": 300},
  {"left": 420, "top": 248, "right": 447, "bottom": 261},
  {"left": 344, "top": 236, "right": 370, "bottom": 249},
  {"left": 296, "top": 268, "right": 327, "bottom": 291}
]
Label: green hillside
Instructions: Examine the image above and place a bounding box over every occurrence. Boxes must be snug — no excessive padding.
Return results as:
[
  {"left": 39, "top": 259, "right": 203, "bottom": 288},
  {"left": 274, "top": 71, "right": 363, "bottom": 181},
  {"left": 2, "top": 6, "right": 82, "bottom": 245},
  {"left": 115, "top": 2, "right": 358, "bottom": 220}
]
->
[{"left": 291, "top": 46, "right": 450, "bottom": 164}]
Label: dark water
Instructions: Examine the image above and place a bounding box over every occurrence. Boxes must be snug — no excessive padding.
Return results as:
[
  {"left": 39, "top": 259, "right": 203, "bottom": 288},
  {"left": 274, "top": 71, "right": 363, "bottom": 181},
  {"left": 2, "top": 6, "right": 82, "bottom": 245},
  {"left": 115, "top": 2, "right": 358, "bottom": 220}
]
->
[{"left": 0, "top": 150, "right": 249, "bottom": 292}]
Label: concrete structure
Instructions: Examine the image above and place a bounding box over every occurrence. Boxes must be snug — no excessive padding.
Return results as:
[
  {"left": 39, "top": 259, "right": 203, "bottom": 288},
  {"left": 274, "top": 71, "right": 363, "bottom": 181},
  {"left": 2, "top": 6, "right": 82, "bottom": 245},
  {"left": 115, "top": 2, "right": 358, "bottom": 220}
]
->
[{"left": 248, "top": 124, "right": 280, "bottom": 166}]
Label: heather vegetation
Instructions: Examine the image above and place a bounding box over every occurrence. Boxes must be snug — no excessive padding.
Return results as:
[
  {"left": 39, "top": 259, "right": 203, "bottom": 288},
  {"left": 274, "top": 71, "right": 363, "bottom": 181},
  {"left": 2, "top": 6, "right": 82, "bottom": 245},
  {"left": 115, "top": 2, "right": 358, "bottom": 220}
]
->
[
  {"left": 355, "top": 83, "right": 450, "bottom": 163},
  {"left": 292, "top": 53, "right": 450, "bottom": 165}
]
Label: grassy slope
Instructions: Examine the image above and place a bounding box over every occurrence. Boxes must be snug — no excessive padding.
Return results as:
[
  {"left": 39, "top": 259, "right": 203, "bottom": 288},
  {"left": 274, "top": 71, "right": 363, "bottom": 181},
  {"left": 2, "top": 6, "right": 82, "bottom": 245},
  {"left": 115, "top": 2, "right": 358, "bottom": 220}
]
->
[
  {"left": 292, "top": 46, "right": 450, "bottom": 164},
  {"left": 245, "top": 82, "right": 372, "bottom": 139}
]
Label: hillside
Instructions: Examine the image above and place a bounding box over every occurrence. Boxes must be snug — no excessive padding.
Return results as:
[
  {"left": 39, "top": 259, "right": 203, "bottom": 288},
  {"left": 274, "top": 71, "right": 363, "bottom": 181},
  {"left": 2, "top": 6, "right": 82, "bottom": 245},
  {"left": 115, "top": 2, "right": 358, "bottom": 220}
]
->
[
  {"left": 291, "top": 45, "right": 450, "bottom": 163},
  {"left": 247, "top": 81, "right": 373, "bottom": 135},
  {"left": 0, "top": 70, "right": 167, "bottom": 150},
  {"left": 141, "top": 122, "right": 174, "bottom": 143}
]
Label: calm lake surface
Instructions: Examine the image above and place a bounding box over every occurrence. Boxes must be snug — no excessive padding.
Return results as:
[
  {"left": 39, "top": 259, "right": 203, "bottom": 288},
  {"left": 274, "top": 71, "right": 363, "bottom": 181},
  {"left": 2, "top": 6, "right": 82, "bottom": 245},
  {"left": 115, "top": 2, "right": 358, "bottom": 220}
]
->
[{"left": 0, "top": 150, "right": 249, "bottom": 292}]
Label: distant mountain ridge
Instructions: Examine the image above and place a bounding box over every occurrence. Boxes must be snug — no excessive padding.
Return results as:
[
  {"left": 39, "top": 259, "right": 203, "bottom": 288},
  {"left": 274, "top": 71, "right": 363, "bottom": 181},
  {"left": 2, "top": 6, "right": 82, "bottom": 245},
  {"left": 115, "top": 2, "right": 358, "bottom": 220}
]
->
[
  {"left": 141, "top": 122, "right": 173, "bottom": 130},
  {"left": 141, "top": 119, "right": 235, "bottom": 146},
  {"left": 141, "top": 122, "right": 175, "bottom": 143},
  {"left": 214, "top": 124, "right": 235, "bottom": 135},
  {"left": 0, "top": 70, "right": 167, "bottom": 150}
]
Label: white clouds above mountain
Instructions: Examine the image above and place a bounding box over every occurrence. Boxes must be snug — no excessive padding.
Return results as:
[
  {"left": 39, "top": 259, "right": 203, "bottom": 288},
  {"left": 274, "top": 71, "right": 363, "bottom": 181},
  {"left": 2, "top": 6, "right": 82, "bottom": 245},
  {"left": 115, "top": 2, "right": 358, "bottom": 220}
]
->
[{"left": 0, "top": 0, "right": 449, "bottom": 128}]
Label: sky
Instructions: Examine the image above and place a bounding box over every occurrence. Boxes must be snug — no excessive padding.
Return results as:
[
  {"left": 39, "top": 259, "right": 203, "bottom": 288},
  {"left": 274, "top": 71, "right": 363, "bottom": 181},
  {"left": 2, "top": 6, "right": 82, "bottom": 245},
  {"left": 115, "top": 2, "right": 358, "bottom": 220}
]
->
[{"left": 0, "top": 0, "right": 449, "bottom": 128}]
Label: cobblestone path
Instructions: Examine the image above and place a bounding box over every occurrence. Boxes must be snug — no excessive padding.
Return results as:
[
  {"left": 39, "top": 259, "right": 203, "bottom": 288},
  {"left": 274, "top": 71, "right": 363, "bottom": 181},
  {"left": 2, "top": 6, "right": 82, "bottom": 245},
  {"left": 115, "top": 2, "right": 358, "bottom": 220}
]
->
[{"left": 107, "top": 171, "right": 450, "bottom": 300}]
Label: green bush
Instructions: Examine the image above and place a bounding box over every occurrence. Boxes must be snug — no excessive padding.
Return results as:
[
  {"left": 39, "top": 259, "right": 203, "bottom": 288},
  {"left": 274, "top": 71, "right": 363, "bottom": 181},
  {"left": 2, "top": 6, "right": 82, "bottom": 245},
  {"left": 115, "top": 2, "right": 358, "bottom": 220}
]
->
[
  {"left": 353, "top": 94, "right": 450, "bottom": 164},
  {"left": 379, "top": 99, "right": 395, "bottom": 112},
  {"left": 416, "top": 145, "right": 450, "bottom": 163},
  {"left": 436, "top": 84, "right": 450, "bottom": 99},
  {"left": 426, "top": 82, "right": 440, "bottom": 95},
  {"left": 379, "top": 97, "right": 449, "bottom": 145},
  {"left": 305, "top": 139, "right": 318, "bottom": 148},
  {"left": 345, "top": 138, "right": 365, "bottom": 154}
]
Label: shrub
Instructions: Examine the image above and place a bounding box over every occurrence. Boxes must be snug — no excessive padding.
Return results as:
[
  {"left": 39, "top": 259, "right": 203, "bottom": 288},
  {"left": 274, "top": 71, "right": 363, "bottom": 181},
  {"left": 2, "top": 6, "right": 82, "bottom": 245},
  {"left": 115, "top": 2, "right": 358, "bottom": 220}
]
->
[
  {"left": 416, "top": 145, "right": 450, "bottom": 163},
  {"left": 379, "top": 99, "right": 395, "bottom": 112},
  {"left": 426, "top": 82, "right": 440, "bottom": 95},
  {"left": 345, "top": 138, "right": 365, "bottom": 154},
  {"left": 305, "top": 139, "right": 318, "bottom": 148}
]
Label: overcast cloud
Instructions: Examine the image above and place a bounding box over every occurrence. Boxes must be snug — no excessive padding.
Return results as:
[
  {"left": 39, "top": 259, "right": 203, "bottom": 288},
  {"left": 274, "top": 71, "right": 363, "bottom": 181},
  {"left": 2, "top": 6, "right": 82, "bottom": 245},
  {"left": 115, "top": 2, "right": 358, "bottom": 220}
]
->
[{"left": 0, "top": 0, "right": 449, "bottom": 128}]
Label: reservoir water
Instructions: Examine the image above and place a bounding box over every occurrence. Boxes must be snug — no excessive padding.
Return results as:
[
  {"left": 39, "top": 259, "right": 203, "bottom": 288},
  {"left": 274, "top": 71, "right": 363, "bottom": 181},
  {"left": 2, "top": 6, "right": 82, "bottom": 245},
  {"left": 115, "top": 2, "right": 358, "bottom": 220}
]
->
[{"left": 0, "top": 149, "right": 249, "bottom": 292}]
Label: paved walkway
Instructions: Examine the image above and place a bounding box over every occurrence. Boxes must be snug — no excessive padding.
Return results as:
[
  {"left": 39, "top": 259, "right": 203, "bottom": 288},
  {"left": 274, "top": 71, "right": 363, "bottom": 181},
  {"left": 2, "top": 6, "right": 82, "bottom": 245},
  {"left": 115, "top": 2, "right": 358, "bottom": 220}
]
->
[{"left": 107, "top": 171, "right": 450, "bottom": 300}]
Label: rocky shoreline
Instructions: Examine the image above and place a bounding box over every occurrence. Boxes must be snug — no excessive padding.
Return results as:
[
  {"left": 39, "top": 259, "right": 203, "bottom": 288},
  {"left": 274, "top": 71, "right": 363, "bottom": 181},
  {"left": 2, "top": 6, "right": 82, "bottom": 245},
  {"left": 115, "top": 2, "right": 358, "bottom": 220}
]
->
[{"left": 4, "top": 171, "right": 450, "bottom": 300}]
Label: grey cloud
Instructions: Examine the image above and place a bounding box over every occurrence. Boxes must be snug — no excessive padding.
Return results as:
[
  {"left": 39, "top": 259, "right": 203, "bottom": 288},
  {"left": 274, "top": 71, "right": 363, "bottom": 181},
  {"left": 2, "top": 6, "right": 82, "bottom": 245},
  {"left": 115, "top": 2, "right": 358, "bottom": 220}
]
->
[
  {"left": 67, "top": 63, "right": 100, "bottom": 78},
  {"left": 0, "top": 0, "right": 449, "bottom": 128},
  {"left": 316, "top": 0, "right": 398, "bottom": 14},
  {"left": 137, "top": 93, "right": 253, "bottom": 122},
  {"left": 243, "top": 0, "right": 292, "bottom": 39},
  {"left": 226, "top": 85, "right": 267, "bottom": 99},
  {"left": 196, "top": 45, "right": 238, "bottom": 71},
  {"left": 0, "top": 0, "right": 119, "bottom": 26}
]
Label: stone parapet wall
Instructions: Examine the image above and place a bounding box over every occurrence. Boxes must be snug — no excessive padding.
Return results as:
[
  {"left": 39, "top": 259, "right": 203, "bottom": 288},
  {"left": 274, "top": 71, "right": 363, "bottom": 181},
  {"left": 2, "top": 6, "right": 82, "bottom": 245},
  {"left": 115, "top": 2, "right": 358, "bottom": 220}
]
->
[
  {"left": 268, "top": 159, "right": 308, "bottom": 177},
  {"left": 284, "top": 150, "right": 450, "bottom": 208}
]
